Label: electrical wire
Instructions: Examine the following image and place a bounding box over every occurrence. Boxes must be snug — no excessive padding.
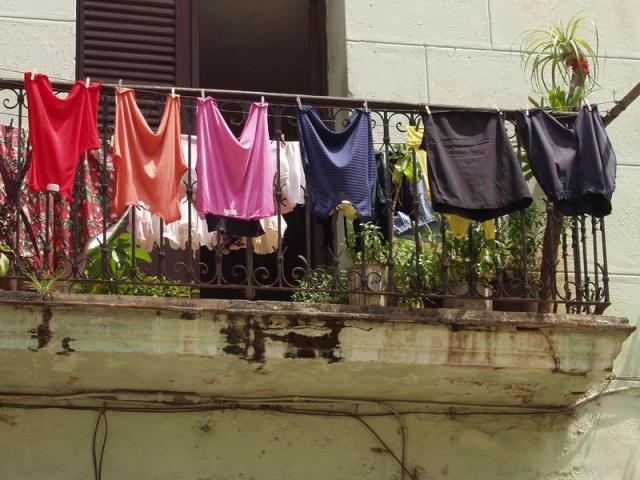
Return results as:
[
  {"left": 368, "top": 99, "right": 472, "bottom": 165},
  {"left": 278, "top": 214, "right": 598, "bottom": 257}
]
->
[
  {"left": 2, "top": 387, "right": 638, "bottom": 480},
  {"left": 92, "top": 408, "right": 108, "bottom": 480}
]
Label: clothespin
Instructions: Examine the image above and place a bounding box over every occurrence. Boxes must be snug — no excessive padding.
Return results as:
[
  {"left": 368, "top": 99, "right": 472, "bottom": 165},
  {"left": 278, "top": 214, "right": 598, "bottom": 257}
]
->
[
  {"left": 261, "top": 95, "right": 265, "bottom": 104},
  {"left": 296, "top": 96, "right": 302, "bottom": 109},
  {"left": 525, "top": 102, "right": 530, "bottom": 116},
  {"left": 200, "top": 88, "right": 205, "bottom": 99},
  {"left": 118, "top": 79, "right": 123, "bottom": 87},
  {"left": 171, "top": 87, "right": 176, "bottom": 98},
  {"left": 363, "top": 100, "right": 368, "bottom": 111},
  {"left": 31, "top": 69, "right": 37, "bottom": 80},
  {"left": 493, "top": 103, "right": 502, "bottom": 115},
  {"left": 584, "top": 96, "right": 592, "bottom": 111},
  {"left": 425, "top": 104, "right": 432, "bottom": 116},
  {"left": 85, "top": 77, "right": 90, "bottom": 88}
]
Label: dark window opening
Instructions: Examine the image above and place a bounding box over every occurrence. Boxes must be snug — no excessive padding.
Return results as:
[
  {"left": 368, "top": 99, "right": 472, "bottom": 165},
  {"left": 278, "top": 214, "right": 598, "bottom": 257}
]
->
[
  {"left": 76, "top": 0, "right": 327, "bottom": 301},
  {"left": 198, "top": 0, "right": 327, "bottom": 300}
]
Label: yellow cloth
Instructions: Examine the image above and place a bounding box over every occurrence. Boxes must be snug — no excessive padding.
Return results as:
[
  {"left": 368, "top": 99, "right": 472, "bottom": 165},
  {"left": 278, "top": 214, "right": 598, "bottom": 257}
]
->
[
  {"left": 446, "top": 215, "right": 495, "bottom": 240},
  {"left": 406, "top": 127, "right": 495, "bottom": 240},
  {"left": 337, "top": 202, "right": 358, "bottom": 221}
]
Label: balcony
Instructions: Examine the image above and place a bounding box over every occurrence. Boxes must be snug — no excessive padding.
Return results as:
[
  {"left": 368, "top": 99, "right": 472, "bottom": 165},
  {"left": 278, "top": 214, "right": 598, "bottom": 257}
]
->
[{"left": 0, "top": 78, "right": 634, "bottom": 409}]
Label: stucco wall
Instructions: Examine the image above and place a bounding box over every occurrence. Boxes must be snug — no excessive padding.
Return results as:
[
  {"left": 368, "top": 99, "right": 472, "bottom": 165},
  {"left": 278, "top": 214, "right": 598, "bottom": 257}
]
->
[
  {"left": 1, "top": 395, "right": 639, "bottom": 480},
  {"left": 0, "top": 2, "right": 638, "bottom": 480},
  {"left": 0, "top": 0, "right": 76, "bottom": 80},
  {"left": 324, "top": 1, "right": 640, "bottom": 478},
  {"left": 331, "top": 0, "right": 640, "bottom": 367}
]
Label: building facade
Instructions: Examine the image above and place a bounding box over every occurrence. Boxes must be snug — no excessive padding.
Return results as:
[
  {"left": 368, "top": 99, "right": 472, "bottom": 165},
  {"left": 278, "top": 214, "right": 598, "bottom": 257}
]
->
[{"left": 0, "top": 1, "right": 638, "bottom": 479}]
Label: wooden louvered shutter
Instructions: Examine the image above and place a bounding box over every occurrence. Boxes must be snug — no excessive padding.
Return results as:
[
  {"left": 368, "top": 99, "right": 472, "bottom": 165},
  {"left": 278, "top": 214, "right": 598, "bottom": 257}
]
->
[{"left": 76, "top": 0, "right": 198, "bottom": 87}]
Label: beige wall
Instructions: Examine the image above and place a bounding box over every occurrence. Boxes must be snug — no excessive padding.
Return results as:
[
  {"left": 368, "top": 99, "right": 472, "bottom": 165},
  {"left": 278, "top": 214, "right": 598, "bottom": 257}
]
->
[
  {"left": 325, "top": 1, "right": 640, "bottom": 478},
  {"left": 1, "top": 395, "right": 639, "bottom": 480},
  {"left": 0, "top": 2, "right": 638, "bottom": 480},
  {"left": 329, "top": 0, "right": 640, "bottom": 368},
  {"left": 0, "top": 0, "right": 76, "bottom": 80}
]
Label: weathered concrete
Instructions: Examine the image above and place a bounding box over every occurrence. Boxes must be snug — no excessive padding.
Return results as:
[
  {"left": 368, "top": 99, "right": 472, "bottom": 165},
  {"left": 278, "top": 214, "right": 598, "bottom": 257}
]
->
[{"left": 0, "top": 293, "right": 632, "bottom": 408}]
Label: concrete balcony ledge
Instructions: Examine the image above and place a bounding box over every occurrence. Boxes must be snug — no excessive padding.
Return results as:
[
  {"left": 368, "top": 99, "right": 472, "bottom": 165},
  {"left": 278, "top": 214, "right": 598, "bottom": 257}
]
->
[{"left": 0, "top": 292, "right": 634, "bottom": 408}]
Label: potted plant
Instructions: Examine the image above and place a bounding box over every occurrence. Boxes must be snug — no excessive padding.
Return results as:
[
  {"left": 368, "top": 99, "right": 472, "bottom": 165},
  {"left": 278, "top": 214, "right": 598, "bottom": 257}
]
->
[
  {"left": 519, "top": 15, "right": 601, "bottom": 312},
  {"left": 291, "top": 257, "right": 349, "bottom": 305},
  {"left": 440, "top": 223, "right": 496, "bottom": 311},
  {"left": 492, "top": 203, "right": 545, "bottom": 312},
  {"left": 346, "top": 221, "right": 389, "bottom": 306},
  {"left": 392, "top": 228, "right": 443, "bottom": 308}
]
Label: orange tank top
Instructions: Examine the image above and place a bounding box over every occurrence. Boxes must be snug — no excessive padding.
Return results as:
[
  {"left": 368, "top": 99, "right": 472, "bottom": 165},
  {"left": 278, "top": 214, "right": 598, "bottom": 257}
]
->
[{"left": 112, "top": 88, "right": 187, "bottom": 223}]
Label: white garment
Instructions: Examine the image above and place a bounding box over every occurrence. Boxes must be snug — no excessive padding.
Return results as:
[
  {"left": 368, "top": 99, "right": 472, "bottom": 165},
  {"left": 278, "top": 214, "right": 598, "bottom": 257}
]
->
[
  {"left": 269, "top": 140, "right": 305, "bottom": 212},
  {"left": 130, "top": 135, "right": 216, "bottom": 253},
  {"left": 133, "top": 201, "right": 216, "bottom": 252},
  {"left": 253, "top": 215, "right": 287, "bottom": 255}
]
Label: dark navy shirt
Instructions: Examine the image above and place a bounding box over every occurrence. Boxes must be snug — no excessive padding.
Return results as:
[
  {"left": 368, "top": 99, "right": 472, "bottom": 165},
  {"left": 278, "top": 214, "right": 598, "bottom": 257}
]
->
[
  {"left": 296, "top": 106, "right": 376, "bottom": 219},
  {"left": 422, "top": 111, "right": 532, "bottom": 221},
  {"left": 516, "top": 106, "right": 616, "bottom": 217}
]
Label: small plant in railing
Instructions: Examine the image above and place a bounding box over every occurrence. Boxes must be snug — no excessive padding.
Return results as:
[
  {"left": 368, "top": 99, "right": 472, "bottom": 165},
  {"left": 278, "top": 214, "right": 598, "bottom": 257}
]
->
[
  {"left": 20, "top": 265, "right": 61, "bottom": 301},
  {"left": 291, "top": 257, "right": 348, "bottom": 305},
  {"left": 74, "top": 232, "right": 193, "bottom": 297}
]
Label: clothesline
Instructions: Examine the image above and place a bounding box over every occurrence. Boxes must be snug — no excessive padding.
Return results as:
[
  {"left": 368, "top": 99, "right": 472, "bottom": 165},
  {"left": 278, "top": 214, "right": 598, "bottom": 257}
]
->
[{"left": 0, "top": 66, "right": 619, "bottom": 116}]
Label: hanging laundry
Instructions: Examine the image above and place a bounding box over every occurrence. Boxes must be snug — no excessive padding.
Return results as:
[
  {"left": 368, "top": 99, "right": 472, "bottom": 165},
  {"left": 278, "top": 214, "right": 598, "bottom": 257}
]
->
[
  {"left": 394, "top": 129, "right": 435, "bottom": 236},
  {"left": 297, "top": 105, "right": 376, "bottom": 219},
  {"left": 406, "top": 126, "right": 428, "bottom": 177},
  {"left": 0, "top": 123, "right": 116, "bottom": 269},
  {"left": 205, "top": 215, "right": 264, "bottom": 237},
  {"left": 0, "top": 124, "right": 38, "bottom": 253},
  {"left": 133, "top": 203, "right": 216, "bottom": 252},
  {"left": 270, "top": 140, "right": 305, "bottom": 213},
  {"left": 112, "top": 88, "right": 187, "bottom": 223},
  {"left": 422, "top": 111, "right": 532, "bottom": 222},
  {"left": 252, "top": 216, "right": 288, "bottom": 255},
  {"left": 407, "top": 126, "right": 493, "bottom": 239},
  {"left": 196, "top": 98, "right": 275, "bottom": 221},
  {"left": 24, "top": 72, "right": 101, "bottom": 201},
  {"left": 353, "top": 152, "right": 390, "bottom": 251},
  {"left": 515, "top": 106, "right": 616, "bottom": 217},
  {"left": 130, "top": 135, "right": 217, "bottom": 253}
]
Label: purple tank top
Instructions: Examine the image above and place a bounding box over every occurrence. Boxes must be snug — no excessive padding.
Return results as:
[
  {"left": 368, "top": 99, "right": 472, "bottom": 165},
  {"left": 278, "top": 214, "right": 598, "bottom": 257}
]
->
[{"left": 196, "top": 98, "right": 275, "bottom": 220}]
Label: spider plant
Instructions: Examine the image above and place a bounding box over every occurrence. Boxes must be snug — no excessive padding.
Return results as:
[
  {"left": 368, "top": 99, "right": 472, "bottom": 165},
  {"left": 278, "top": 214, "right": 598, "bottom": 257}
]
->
[
  {"left": 21, "top": 266, "right": 61, "bottom": 301},
  {"left": 520, "top": 14, "right": 600, "bottom": 111}
]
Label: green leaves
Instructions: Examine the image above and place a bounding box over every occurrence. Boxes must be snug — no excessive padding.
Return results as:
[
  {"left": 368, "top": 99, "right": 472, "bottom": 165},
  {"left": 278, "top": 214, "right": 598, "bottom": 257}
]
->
[
  {"left": 80, "top": 232, "right": 154, "bottom": 294},
  {"left": 0, "top": 243, "right": 10, "bottom": 277},
  {"left": 0, "top": 253, "right": 8, "bottom": 278},
  {"left": 519, "top": 14, "right": 600, "bottom": 106},
  {"left": 390, "top": 144, "right": 418, "bottom": 185}
]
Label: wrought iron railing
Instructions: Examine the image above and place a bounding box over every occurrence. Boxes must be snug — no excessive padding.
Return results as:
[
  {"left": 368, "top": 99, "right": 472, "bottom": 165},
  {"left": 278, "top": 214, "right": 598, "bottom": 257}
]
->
[{"left": 0, "top": 78, "right": 610, "bottom": 314}]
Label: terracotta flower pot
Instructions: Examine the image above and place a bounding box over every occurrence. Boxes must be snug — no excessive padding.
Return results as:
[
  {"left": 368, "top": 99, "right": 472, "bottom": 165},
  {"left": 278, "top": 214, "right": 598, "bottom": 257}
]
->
[
  {"left": 442, "top": 282, "right": 492, "bottom": 311},
  {"left": 348, "top": 264, "right": 388, "bottom": 306}
]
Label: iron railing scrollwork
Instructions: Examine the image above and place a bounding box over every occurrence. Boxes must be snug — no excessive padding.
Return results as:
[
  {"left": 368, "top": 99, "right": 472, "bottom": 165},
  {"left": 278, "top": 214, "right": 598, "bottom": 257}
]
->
[{"left": 0, "top": 78, "right": 611, "bottom": 314}]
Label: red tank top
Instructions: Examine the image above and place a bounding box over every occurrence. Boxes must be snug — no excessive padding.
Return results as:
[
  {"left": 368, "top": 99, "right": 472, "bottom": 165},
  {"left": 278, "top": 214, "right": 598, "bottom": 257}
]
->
[{"left": 25, "top": 72, "right": 101, "bottom": 200}]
